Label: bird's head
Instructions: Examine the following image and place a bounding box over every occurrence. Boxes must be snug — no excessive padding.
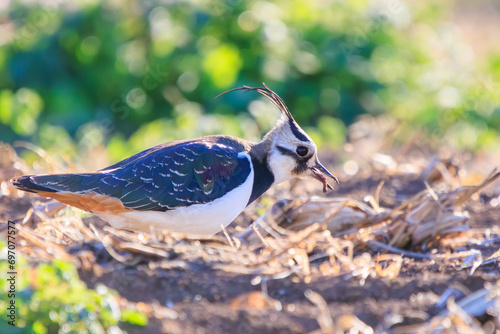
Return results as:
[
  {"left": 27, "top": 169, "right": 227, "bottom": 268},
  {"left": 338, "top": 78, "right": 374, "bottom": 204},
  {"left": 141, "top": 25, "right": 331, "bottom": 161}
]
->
[{"left": 219, "top": 84, "right": 338, "bottom": 192}]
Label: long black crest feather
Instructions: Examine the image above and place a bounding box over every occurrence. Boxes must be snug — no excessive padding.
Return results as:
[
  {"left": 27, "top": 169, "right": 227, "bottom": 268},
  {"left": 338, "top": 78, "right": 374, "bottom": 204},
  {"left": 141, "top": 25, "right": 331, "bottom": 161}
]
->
[{"left": 215, "top": 83, "right": 294, "bottom": 122}]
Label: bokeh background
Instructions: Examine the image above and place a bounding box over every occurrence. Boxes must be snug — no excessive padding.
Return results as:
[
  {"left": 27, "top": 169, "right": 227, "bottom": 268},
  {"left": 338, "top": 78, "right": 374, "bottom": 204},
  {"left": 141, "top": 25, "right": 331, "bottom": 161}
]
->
[{"left": 1, "top": 0, "right": 500, "bottom": 169}]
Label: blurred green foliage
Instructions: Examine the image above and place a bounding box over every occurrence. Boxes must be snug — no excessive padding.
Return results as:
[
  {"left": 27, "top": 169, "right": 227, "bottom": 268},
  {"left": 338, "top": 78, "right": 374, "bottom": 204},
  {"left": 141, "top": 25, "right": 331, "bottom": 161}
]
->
[
  {"left": 0, "top": 247, "right": 147, "bottom": 333},
  {"left": 1, "top": 0, "right": 499, "bottom": 164}
]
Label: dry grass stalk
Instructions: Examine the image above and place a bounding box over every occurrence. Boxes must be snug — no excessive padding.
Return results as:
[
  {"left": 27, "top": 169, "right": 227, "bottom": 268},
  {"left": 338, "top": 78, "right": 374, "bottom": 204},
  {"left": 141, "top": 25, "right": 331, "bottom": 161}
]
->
[
  {"left": 17, "top": 223, "right": 74, "bottom": 261},
  {"left": 241, "top": 170, "right": 499, "bottom": 254},
  {"left": 305, "top": 289, "right": 374, "bottom": 334},
  {"left": 394, "top": 282, "right": 500, "bottom": 334},
  {"left": 305, "top": 289, "right": 333, "bottom": 333}
]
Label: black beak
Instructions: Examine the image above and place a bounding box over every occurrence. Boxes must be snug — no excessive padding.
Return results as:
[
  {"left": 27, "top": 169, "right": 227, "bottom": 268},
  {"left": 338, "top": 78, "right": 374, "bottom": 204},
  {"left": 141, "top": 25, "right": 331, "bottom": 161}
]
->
[{"left": 309, "top": 162, "right": 339, "bottom": 193}]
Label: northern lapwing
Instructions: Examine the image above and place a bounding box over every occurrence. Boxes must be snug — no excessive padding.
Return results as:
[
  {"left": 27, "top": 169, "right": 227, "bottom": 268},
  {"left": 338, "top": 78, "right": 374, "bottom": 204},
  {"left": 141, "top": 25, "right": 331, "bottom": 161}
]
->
[{"left": 11, "top": 84, "right": 338, "bottom": 235}]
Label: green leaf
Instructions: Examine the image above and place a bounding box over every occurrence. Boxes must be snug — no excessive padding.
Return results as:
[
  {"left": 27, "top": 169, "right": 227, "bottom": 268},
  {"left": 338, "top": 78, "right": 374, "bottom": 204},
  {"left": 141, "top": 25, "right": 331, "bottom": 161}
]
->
[{"left": 120, "top": 309, "right": 149, "bottom": 326}]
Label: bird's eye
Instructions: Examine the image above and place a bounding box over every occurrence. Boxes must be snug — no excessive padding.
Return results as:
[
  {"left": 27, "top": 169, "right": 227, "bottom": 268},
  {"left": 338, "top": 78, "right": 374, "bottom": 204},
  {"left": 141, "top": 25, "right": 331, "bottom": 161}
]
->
[{"left": 296, "top": 146, "right": 308, "bottom": 157}]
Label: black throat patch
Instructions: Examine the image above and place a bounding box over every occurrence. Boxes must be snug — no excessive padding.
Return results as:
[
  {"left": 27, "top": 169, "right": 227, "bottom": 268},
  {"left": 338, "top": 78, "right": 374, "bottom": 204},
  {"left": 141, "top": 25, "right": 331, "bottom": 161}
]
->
[{"left": 248, "top": 154, "right": 274, "bottom": 205}]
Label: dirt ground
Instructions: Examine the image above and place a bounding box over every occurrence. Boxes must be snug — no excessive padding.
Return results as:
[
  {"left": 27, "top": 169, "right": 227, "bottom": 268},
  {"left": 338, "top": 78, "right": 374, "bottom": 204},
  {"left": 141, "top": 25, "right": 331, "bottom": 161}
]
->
[{"left": 2, "top": 135, "right": 500, "bottom": 333}]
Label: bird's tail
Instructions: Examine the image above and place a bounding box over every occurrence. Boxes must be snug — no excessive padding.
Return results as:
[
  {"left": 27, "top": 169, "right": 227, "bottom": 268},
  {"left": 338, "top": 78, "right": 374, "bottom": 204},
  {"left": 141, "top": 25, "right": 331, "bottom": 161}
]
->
[
  {"left": 11, "top": 174, "right": 125, "bottom": 214},
  {"left": 11, "top": 175, "right": 58, "bottom": 193},
  {"left": 11, "top": 173, "right": 93, "bottom": 194}
]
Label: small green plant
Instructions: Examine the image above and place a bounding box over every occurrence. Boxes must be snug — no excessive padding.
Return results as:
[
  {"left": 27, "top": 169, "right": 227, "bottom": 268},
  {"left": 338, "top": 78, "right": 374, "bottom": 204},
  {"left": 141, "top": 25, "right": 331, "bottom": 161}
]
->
[{"left": 0, "top": 245, "right": 147, "bottom": 334}]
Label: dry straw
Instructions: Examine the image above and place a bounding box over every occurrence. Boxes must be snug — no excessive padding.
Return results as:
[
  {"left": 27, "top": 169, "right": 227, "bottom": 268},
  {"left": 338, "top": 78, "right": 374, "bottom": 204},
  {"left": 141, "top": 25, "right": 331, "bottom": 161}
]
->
[{"left": 3, "top": 140, "right": 500, "bottom": 332}]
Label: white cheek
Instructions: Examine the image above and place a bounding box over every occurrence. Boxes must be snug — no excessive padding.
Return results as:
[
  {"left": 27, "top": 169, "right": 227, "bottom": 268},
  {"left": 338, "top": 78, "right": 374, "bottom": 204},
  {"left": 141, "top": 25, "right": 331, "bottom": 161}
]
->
[{"left": 268, "top": 153, "right": 296, "bottom": 184}]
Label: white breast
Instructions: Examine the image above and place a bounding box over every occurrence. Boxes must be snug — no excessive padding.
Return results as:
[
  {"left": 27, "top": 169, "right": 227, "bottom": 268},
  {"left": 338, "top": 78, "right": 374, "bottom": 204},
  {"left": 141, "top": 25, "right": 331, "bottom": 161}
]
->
[{"left": 95, "top": 152, "right": 254, "bottom": 236}]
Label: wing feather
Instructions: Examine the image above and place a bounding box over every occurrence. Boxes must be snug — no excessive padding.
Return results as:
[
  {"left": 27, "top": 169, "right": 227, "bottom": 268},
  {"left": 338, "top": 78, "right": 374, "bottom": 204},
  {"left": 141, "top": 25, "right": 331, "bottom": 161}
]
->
[{"left": 13, "top": 138, "right": 252, "bottom": 212}]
